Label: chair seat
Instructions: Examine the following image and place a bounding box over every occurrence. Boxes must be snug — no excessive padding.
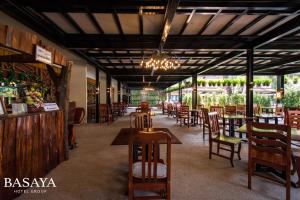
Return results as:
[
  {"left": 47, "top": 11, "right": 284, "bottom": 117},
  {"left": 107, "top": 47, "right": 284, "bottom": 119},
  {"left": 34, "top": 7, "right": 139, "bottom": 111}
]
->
[
  {"left": 179, "top": 115, "right": 189, "bottom": 118},
  {"left": 214, "top": 135, "right": 241, "bottom": 144},
  {"left": 251, "top": 148, "right": 287, "bottom": 166},
  {"left": 133, "top": 161, "right": 167, "bottom": 179}
]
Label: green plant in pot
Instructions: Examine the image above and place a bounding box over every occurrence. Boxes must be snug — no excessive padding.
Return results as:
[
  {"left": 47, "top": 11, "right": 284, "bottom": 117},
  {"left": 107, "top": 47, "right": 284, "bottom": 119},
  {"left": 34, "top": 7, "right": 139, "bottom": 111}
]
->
[
  {"left": 254, "top": 79, "right": 262, "bottom": 87},
  {"left": 262, "top": 79, "right": 271, "bottom": 86},
  {"left": 216, "top": 80, "right": 221, "bottom": 86},
  {"left": 227, "top": 80, "right": 232, "bottom": 86},
  {"left": 239, "top": 79, "right": 246, "bottom": 87},
  {"left": 293, "top": 77, "right": 298, "bottom": 84},
  {"left": 232, "top": 80, "right": 238, "bottom": 87}
]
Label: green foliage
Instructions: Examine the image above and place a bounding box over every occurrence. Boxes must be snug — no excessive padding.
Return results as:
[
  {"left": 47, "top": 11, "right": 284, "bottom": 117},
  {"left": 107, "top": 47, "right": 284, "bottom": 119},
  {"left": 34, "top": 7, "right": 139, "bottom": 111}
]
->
[
  {"left": 282, "top": 90, "right": 300, "bottom": 107},
  {"left": 183, "top": 93, "right": 192, "bottom": 108},
  {"left": 253, "top": 94, "right": 272, "bottom": 107},
  {"left": 262, "top": 79, "right": 271, "bottom": 86},
  {"left": 232, "top": 80, "right": 238, "bottom": 87},
  {"left": 216, "top": 80, "right": 222, "bottom": 86},
  {"left": 293, "top": 77, "right": 298, "bottom": 84},
  {"left": 239, "top": 79, "right": 246, "bottom": 87}
]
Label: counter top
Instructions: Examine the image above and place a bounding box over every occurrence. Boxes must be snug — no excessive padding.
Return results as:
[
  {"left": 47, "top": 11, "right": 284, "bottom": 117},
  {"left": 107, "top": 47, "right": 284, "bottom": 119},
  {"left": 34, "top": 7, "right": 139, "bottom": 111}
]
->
[{"left": 0, "top": 110, "right": 61, "bottom": 119}]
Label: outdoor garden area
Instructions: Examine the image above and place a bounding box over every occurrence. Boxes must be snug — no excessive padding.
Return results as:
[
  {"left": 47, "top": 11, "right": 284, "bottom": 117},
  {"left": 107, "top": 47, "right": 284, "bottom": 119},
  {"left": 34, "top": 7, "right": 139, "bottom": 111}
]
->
[{"left": 165, "top": 74, "right": 300, "bottom": 108}]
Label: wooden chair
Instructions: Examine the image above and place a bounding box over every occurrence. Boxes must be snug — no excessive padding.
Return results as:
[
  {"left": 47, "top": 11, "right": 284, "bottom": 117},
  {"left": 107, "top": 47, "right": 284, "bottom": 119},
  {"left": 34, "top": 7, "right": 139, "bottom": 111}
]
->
[
  {"left": 247, "top": 122, "right": 291, "bottom": 200},
  {"left": 203, "top": 109, "right": 242, "bottom": 167},
  {"left": 167, "top": 103, "right": 174, "bottom": 117},
  {"left": 178, "top": 105, "right": 190, "bottom": 127},
  {"left": 197, "top": 104, "right": 204, "bottom": 126},
  {"left": 286, "top": 110, "right": 300, "bottom": 129},
  {"left": 175, "top": 103, "right": 182, "bottom": 122},
  {"left": 236, "top": 105, "right": 246, "bottom": 116},
  {"left": 99, "top": 104, "right": 112, "bottom": 125},
  {"left": 209, "top": 106, "right": 225, "bottom": 136},
  {"left": 275, "top": 106, "right": 284, "bottom": 116},
  {"left": 224, "top": 105, "right": 237, "bottom": 115},
  {"left": 128, "top": 130, "right": 171, "bottom": 200}
]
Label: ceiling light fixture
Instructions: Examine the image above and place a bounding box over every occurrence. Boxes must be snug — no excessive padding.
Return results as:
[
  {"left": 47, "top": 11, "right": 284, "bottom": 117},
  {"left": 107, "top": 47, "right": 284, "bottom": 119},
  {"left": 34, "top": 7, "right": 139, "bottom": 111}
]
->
[{"left": 140, "top": 51, "right": 180, "bottom": 71}]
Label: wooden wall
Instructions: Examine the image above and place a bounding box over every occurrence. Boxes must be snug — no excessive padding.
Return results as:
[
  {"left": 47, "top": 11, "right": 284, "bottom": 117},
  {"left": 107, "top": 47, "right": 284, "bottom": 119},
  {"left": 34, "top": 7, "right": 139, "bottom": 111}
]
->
[{"left": 0, "top": 111, "right": 65, "bottom": 199}]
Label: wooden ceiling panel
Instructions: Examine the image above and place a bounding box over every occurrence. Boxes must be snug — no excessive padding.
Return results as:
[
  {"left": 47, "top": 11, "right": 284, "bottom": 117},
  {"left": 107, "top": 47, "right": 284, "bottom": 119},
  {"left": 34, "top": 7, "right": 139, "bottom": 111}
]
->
[
  {"left": 240, "top": 15, "right": 281, "bottom": 35},
  {"left": 143, "top": 14, "right": 164, "bottom": 34},
  {"left": 183, "top": 14, "right": 212, "bottom": 35},
  {"left": 93, "top": 13, "right": 119, "bottom": 34},
  {"left": 222, "top": 15, "right": 258, "bottom": 35},
  {"left": 202, "top": 14, "right": 236, "bottom": 35},
  {"left": 118, "top": 14, "right": 139, "bottom": 34},
  {"left": 169, "top": 14, "right": 188, "bottom": 35},
  {"left": 43, "top": 12, "right": 79, "bottom": 33},
  {"left": 68, "top": 13, "right": 98, "bottom": 34}
]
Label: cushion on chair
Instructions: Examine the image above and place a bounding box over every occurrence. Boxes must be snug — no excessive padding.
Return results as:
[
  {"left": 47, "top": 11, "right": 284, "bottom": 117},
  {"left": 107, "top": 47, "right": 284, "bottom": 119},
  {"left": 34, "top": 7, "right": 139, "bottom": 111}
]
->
[
  {"left": 132, "top": 161, "right": 167, "bottom": 179},
  {"left": 216, "top": 135, "right": 241, "bottom": 144}
]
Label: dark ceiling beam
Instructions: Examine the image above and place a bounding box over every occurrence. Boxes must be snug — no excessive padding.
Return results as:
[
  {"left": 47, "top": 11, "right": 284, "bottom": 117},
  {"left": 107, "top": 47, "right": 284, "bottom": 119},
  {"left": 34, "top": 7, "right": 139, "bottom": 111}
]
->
[
  {"left": 159, "top": 0, "right": 180, "bottom": 50},
  {"left": 108, "top": 69, "right": 192, "bottom": 76},
  {"left": 139, "top": 8, "right": 143, "bottom": 35},
  {"left": 18, "top": 1, "right": 299, "bottom": 12},
  {"left": 73, "top": 50, "right": 107, "bottom": 72},
  {"left": 179, "top": 9, "right": 195, "bottom": 35},
  {"left": 252, "top": 15, "right": 300, "bottom": 49},
  {"left": 62, "top": 13, "right": 85, "bottom": 34},
  {"left": 112, "top": 10, "right": 124, "bottom": 35},
  {"left": 253, "top": 54, "right": 300, "bottom": 73},
  {"left": 198, "top": 9, "right": 222, "bottom": 35},
  {"left": 87, "top": 12, "right": 104, "bottom": 34},
  {"left": 252, "top": 15, "right": 286, "bottom": 35}
]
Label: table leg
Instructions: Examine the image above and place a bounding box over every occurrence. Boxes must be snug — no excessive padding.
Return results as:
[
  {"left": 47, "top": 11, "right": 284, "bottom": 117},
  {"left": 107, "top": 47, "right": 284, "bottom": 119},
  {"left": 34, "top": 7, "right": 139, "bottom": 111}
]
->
[
  {"left": 275, "top": 118, "right": 278, "bottom": 125},
  {"left": 229, "top": 119, "right": 235, "bottom": 137},
  {"left": 265, "top": 118, "right": 269, "bottom": 123}
]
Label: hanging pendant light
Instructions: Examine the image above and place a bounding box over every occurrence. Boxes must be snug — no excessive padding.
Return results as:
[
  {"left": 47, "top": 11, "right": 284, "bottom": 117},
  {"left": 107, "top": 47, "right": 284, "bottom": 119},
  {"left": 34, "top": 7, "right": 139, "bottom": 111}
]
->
[{"left": 140, "top": 51, "right": 180, "bottom": 71}]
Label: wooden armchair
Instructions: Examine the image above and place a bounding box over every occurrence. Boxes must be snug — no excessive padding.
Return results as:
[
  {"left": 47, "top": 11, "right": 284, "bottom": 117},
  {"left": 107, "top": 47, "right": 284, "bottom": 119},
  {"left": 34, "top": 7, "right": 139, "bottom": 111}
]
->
[
  {"left": 178, "top": 105, "right": 190, "bottom": 127},
  {"left": 247, "top": 122, "right": 291, "bottom": 200},
  {"left": 128, "top": 130, "right": 171, "bottom": 200},
  {"left": 203, "top": 109, "right": 242, "bottom": 167},
  {"left": 167, "top": 103, "right": 175, "bottom": 117},
  {"left": 99, "top": 104, "right": 112, "bottom": 125},
  {"left": 209, "top": 106, "right": 225, "bottom": 136}
]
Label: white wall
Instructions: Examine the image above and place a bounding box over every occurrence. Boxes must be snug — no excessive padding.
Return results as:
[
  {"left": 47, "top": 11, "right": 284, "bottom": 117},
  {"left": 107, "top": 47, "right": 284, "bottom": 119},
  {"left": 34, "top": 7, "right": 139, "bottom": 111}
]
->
[{"left": 111, "top": 78, "right": 118, "bottom": 103}]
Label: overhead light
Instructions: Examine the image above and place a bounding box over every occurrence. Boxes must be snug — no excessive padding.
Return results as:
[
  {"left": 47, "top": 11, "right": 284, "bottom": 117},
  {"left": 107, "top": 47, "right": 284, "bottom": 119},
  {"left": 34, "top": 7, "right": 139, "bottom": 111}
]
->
[
  {"left": 140, "top": 51, "right": 180, "bottom": 71},
  {"left": 143, "top": 87, "right": 154, "bottom": 91}
]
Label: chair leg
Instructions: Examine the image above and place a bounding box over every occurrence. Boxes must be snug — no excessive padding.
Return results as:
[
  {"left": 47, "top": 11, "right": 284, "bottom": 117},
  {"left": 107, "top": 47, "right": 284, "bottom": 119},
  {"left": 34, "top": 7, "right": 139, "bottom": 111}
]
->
[
  {"left": 128, "top": 185, "right": 133, "bottom": 200},
  {"left": 291, "top": 153, "right": 297, "bottom": 175},
  {"left": 167, "top": 183, "right": 171, "bottom": 200},
  {"left": 209, "top": 141, "right": 212, "bottom": 159},
  {"left": 230, "top": 145, "right": 234, "bottom": 167},
  {"left": 237, "top": 143, "right": 242, "bottom": 160},
  {"left": 203, "top": 124, "right": 205, "bottom": 140},
  {"left": 248, "top": 159, "right": 252, "bottom": 190},
  {"left": 296, "top": 157, "right": 300, "bottom": 186},
  {"left": 217, "top": 143, "right": 220, "bottom": 154},
  {"left": 286, "top": 166, "right": 291, "bottom": 200}
]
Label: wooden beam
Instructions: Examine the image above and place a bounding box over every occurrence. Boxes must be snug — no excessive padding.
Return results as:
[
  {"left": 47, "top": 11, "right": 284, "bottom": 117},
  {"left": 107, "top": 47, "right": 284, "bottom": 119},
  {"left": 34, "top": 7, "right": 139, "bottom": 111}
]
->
[
  {"left": 179, "top": 9, "right": 195, "bottom": 35},
  {"left": 234, "top": 15, "right": 266, "bottom": 35},
  {"left": 254, "top": 54, "right": 300, "bottom": 72},
  {"left": 87, "top": 13, "right": 104, "bottom": 34},
  {"left": 113, "top": 10, "right": 124, "bottom": 35},
  {"left": 198, "top": 9, "right": 222, "bottom": 35},
  {"left": 62, "top": 13, "right": 85, "bottom": 34}
]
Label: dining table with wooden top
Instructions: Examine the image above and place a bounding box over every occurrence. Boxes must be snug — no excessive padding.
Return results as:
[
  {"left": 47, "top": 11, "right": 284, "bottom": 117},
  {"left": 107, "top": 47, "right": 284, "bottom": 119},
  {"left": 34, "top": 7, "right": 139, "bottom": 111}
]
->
[{"left": 255, "top": 113, "right": 284, "bottom": 124}]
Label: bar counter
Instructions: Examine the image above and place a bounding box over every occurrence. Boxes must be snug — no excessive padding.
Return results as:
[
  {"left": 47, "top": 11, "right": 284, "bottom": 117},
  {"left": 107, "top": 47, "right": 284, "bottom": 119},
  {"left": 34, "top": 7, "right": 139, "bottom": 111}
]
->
[{"left": 0, "top": 110, "right": 65, "bottom": 199}]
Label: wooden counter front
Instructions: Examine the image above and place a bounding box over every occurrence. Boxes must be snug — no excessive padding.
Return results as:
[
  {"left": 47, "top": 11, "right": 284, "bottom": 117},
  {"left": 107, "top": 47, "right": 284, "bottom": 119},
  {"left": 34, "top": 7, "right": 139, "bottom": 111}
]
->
[{"left": 0, "top": 110, "right": 65, "bottom": 199}]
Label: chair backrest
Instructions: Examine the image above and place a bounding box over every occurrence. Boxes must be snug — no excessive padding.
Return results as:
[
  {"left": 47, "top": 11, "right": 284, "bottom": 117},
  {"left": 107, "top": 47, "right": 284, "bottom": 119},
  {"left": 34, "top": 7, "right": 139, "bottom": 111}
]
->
[
  {"left": 197, "top": 104, "right": 204, "bottom": 110},
  {"left": 205, "top": 111, "right": 221, "bottom": 138},
  {"left": 247, "top": 122, "right": 291, "bottom": 168},
  {"left": 179, "top": 105, "right": 189, "bottom": 115},
  {"left": 129, "top": 131, "right": 171, "bottom": 181},
  {"left": 236, "top": 105, "right": 246, "bottom": 115},
  {"left": 287, "top": 110, "right": 300, "bottom": 129},
  {"left": 167, "top": 103, "right": 173, "bottom": 111},
  {"left": 130, "top": 112, "right": 151, "bottom": 128},
  {"left": 210, "top": 106, "right": 224, "bottom": 118},
  {"left": 225, "top": 105, "right": 237, "bottom": 115},
  {"left": 74, "top": 107, "right": 85, "bottom": 124}
]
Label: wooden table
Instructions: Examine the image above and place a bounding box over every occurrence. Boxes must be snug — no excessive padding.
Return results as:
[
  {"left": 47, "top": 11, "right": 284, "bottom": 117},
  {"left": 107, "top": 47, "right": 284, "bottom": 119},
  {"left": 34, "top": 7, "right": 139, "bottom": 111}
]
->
[
  {"left": 222, "top": 114, "right": 245, "bottom": 137},
  {"left": 255, "top": 113, "right": 284, "bottom": 124},
  {"left": 111, "top": 128, "right": 182, "bottom": 145},
  {"left": 190, "top": 109, "right": 200, "bottom": 127},
  {"left": 260, "top": 107, "right": 276, "bottom": 114}
]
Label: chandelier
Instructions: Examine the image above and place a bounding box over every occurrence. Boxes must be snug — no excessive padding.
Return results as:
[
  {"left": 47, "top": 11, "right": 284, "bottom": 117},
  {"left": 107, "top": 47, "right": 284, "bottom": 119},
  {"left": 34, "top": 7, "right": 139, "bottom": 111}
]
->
[{"left": 140, "top": 52, "right": 180, "bottom": 70}]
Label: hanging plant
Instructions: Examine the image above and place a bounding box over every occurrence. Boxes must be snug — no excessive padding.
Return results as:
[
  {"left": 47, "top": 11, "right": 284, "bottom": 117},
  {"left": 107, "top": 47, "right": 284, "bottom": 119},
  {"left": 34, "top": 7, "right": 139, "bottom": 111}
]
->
[
  {"left": 254, "top": 79, "right": 262, "bottom": 87},
  {"left": 239, "top": 79, "right": 246, "bottom": 87},
  {"left": 222, "top": 80, "right": 227, "bottom": 86},
  {"left": 232, "top": 80, "right": 238, "bottom": 87},
  {"left": 262, "top": 79, "right": 271, "bottom": 86},
  {"left": 216, "top": 80, "right": 221, "bottom": 86},
  {"left": 227, "top": 80, "right": 232, "bottom": 86},
  {"left": 284, "top": 77, "right": 288, "bottom": 84},
  {"left": 293, "top": 77, "right": 298, "bottom": 84}
]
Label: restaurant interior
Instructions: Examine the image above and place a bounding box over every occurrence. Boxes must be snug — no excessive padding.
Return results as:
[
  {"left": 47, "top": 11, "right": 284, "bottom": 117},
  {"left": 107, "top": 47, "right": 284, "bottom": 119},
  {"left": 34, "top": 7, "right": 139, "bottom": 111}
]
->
[{"left": 0, "top": 0, "right": 300, "bottom": 200}]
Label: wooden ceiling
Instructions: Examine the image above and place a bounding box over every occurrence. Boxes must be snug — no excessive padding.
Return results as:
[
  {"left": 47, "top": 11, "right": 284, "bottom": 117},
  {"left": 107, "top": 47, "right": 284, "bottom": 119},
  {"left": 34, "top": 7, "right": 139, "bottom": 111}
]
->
[{"left": 1, "top": 0, "right": 300, "bottom": 89}]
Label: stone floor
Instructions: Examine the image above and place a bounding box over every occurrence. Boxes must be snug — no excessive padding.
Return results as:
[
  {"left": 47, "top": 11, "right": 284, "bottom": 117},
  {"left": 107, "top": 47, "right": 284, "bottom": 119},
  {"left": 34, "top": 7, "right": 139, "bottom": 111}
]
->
[{"left": 17, "top": 108, "right": 300, "bottom": 200}]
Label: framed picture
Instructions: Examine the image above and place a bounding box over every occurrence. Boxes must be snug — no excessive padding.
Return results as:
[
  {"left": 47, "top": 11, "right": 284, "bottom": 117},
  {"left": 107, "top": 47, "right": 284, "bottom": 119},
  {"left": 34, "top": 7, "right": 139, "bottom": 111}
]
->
[{"left": 0, "top": 98, "right": 7, "bottom": 115}]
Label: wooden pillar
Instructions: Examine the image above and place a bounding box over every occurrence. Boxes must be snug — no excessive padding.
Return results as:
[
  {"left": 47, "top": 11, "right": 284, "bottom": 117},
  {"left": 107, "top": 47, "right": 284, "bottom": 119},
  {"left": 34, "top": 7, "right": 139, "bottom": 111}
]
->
[
  {"left": 246, "top": 49, "right": 254, "bottom": 118},
  {"left": 95, "top": 67, "right": 99, "bottom": 123},
  {"left": 106, "top": 74, "right": 111, "bottom": 105},
  {"left": 47, "top": 62, "right": 72, "bottom": 160},
  {"left": 178, "top": 82, "right": 182, "bottom": 104},
  {"left": 192, "top": 74, "right": 197, "bottom": 109},
  {"left": 117, "top": 80, "right": 121, "bottom": 103}
]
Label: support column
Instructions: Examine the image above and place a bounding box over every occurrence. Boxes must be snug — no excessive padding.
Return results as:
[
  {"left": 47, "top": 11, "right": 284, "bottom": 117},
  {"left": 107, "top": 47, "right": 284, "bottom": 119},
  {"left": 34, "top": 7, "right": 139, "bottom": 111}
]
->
[
  {"left": 117, "top": 81, "right": 121, "bottom": 103},
  {"left": 276, "top": 75, "right": 284, "bottom": 104},
  {"left": 95, "top": 68, "right": 99, "bottom": 123},
  {"left": 178, "top": 82, "right": 182, "bottom": 104},
  {"left": 246, "top": 49, "right": 254, "bottom": 118},
  {"left": 192, "top": 74, "right": 198, "bottom": 109},
  {"left": 106, "top": 74, "right": 111, "bottom": 105}
]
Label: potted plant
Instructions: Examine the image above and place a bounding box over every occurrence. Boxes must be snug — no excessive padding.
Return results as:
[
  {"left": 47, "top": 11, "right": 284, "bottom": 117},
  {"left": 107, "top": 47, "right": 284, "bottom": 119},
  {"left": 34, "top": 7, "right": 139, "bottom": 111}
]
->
[
  {"left": 239, "top": 79, "right": 246, "bottom": 87},
  {"left": 227, "top": 80, "right": 232, "bottom": 86},
  {"left": 293, "top": 77, "right": 298, "bottom": 84},
  {"left": 232, "top": 80, "right": 238, "bottom": 87},
  {"left": 284, "top": 77, "right": 288, "bottom": 84},
  {"left": 201, "top": 80, "right": 206, "bottom": 87},
  {"left": 216, "top": 80, "right": 221, "bottom": 86},
  {"left": 254, "top": 79, "right": 262, "bottom": 87},
  {"left": 262, "top": 79, "right": 271, "bottom": 86},
  {"left": 211, "top": 80, "right": 217, "bottom": 87}
]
